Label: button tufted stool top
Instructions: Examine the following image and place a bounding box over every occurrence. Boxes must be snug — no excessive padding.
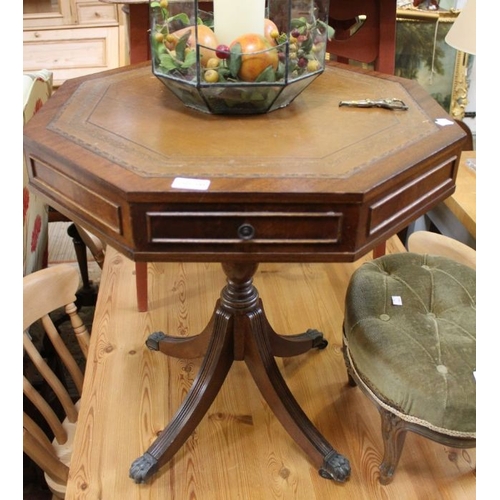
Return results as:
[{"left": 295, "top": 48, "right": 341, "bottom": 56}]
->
[{"left": 343, "top": 252, "right": 476, "bottom": 483}]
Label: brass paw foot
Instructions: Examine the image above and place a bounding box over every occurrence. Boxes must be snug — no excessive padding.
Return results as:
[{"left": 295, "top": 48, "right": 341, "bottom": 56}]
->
[
  {"left": 145, "top": 331, "right": 167, "bottom": 351},
  {"left": 318, "top": 450, "right": 351, "bottom": 482},
  {"left": 129, "top": 452, "right": 158, "bottom": 484}
]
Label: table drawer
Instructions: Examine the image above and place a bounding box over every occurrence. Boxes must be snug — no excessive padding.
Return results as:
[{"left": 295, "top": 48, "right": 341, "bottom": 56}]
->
[{"left": 146, "top": 211, "right": 343, "bottom": 245}]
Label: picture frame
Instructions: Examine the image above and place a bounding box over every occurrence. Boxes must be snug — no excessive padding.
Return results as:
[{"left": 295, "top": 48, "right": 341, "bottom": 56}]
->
[{"left": 395, "top": 7, "right": 473, "bottom": 119}]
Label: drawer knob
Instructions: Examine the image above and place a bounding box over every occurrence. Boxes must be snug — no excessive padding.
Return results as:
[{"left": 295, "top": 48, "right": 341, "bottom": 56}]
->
[{"left": 238, "top": 223, "right": 255, "bottom": 240}]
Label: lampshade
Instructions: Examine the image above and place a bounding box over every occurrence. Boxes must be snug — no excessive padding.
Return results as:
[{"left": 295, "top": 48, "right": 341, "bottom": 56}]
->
[{"left": 445, "top": 0, "right": 476, "bottom": 55}]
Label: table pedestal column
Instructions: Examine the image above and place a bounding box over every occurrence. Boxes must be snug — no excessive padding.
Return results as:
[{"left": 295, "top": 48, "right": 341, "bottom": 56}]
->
[{"left": 129, "top": 262, "right": 351, "bottom": 484}]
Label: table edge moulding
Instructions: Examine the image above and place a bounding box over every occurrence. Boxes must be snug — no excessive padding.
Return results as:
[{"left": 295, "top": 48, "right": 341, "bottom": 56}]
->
[{"left": 23, "top": 60, "right": 466, "bottom": 486}]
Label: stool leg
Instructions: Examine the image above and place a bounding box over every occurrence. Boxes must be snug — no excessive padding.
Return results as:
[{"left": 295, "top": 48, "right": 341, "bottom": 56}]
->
[
  {"left": 341, "top": 338, "right": 357, "bottom": 387},
  {"left": 135, "top": 262, "right": 148, "bottom": 312},
  {"left": 378, "top": 408, "right": 408, "bottom": 485}
]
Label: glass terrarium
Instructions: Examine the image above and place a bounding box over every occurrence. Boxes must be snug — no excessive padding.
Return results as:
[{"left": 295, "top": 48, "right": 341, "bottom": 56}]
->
[{"left": 150, "top": 0, "right": 331, "bottom": 115}]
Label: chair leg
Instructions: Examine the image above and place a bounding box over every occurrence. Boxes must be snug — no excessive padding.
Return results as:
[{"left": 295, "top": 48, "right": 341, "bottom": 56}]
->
[
  {"left": 67, "top": 224, "right": 90, "bottom": 287},
  {"left": 135, "top": 262, "right": 148, "bottom": 312},
  {"left": 378, "top": 408, "right": 408, "bottom": 485},
  {"left": 67, "top": 223, "right": 98, "bottom": 306}
]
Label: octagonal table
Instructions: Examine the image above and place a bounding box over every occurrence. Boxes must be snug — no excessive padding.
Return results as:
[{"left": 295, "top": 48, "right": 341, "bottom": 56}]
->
[{"left": 23, "top": 61, "right": 466, "bottom": 485}]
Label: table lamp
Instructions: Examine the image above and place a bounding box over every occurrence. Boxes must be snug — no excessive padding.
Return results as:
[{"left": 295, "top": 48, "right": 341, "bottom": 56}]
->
[{"left": 445, "top": 0, "right": 476, "bottom": 55}]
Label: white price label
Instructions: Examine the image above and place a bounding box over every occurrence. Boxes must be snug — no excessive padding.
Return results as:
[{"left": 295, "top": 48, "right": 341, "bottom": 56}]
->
[
  {"left": 171, "top": 177, "right": 211, "bottom": 191},
  {"left": 391, "top": 296, "right": 403, "bottom": 306}
]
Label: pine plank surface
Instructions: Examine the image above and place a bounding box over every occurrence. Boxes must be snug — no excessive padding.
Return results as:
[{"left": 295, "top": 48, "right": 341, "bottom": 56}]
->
[{"left": 67, "top": 236, "right": 476, "bottom": 499}]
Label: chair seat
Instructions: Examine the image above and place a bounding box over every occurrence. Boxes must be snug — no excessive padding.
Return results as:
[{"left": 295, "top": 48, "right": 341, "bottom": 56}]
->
[{"left": 343, "top": 252, "right": 476, "bottom": 438}]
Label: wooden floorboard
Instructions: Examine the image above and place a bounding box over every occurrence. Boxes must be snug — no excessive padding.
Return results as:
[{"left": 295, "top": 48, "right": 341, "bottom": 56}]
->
[{"left": 65, "top": 236, "right": 476, "bottom": 499}]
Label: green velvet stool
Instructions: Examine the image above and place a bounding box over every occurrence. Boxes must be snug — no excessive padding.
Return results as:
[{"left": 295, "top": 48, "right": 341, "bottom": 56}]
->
[{"left": 343, "top": 252, "right": 476, "bottom": 484}]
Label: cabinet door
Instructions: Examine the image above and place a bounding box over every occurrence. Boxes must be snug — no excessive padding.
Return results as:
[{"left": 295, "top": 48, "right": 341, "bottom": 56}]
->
[
  {"left": 23, "top": 26, "right": 121, "bottom": 86},
  {"left": 23, "top": 0, "right": 75, "bottom": 28}
]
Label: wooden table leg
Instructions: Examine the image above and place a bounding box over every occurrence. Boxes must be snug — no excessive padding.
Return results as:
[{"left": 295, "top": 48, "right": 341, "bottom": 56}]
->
[
  {"left": 129, "top": 262, "right": 351, "bottom": 484},
  {"left": 373, "top": 241, "right": 387, "bottom": 258},
  {"left": 135, "top": 262, "right": 148, "bottom": 312}
]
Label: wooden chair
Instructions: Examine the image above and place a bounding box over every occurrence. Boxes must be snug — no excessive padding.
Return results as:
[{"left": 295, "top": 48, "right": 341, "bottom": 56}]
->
[
  {"left": 342, "top": 233, "right": 475, "bottom": 484},
  {"left": 327, "top": 0, "right": 397, "bottom": 74},
  {"left": 24, "top": 69, "right": 106, "bottom": 308},
  {"left": 398, "top": 118, "right": 474, "bottom": 247},
  {"left": 23, "top": 264, "right": 90, "bottom": 499},
  {"left": 72, "top": 224, "right": 149, "bottom": 312},
  {"left": 327, "top": 0, "right": 396, "bottom": 258},
  {"left": 23, "top": 70, "right": 52, "bottom": 276},
  {"left": 408, "top": 230, "right": 475, "bottom": 269}
]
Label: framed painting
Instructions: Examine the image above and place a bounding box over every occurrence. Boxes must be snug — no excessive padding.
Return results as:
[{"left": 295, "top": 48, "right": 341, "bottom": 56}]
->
[{"left": 395, "top": 7, "right": 473, "bottom": 119}]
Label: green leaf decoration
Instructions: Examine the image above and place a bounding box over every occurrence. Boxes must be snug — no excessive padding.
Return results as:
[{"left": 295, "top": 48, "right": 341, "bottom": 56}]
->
[
  {"left": 151, "top": 34, "right": 162, "bottom": 59},
  {"left": 218, "top": 67, "right": 231, "bottom": 78},
  {"left": 151, "top": 2, "right": 169, "bottom": 20},
  {"left": 181, "top": 50, "right": 197, "bottom": 68},
  {"left": 317, "top": 20, "right": 334, "bottom": 41},
  {"left": 301, "top": 35, "right": 313, "bottom": 54},
  {"left": 157, "top": 43, "right": 167, "bottom": 55},
  {"left": 175, "top": 32, "right": 190, "bottom": 61},
  {"left": 228, "top": 43, "right": 242, "bottom": 79},
  {"left": 277, "top": 33, "right": 288, "bottom": 45},
  {"left": 327, "top": 25, "right": 335, "bottom": 41},
  {"left": 168, "top": 13, "right": 190, "bottom": 26},
  {"left": 255, "top": 65, "right": 276, "bottom": 83},
  {"left": 159, "top": 53, "right": 181, "bottom": 72},
  {"left": 276, "top": 60, "right": 285, "bottom": 80},
  {"left": 291, "top": 18, "right": 307, "bottom": 29},
  {"left": 249, "top": 91, "right": 265, "bottom": 101}
]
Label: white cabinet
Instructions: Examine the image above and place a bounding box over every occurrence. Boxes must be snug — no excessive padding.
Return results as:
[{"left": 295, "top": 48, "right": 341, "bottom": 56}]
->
[{"left": 23, "top": 0, "right": 128, "bottom": 87}]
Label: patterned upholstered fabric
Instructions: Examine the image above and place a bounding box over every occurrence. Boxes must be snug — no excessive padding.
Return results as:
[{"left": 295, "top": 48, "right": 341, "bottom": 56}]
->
[
  {"left": 23, "top": 70, "right": 53, "bottom": 276},
  {"left": 343, "top": 252, "right": 476, "bottom": 438}
]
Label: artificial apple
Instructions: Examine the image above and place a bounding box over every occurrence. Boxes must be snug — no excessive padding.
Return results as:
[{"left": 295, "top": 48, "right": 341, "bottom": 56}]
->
[
  {"left": 264, "top": 18, "right": 279, "bottom": 45},
  {"left": 229, "top": 33, "right": 279, "bottom": 82},
  {"left": 169, "top": 24, "right": 219, "bottom": 67}
]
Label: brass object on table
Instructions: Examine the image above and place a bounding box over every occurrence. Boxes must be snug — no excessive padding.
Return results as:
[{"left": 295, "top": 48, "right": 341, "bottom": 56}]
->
[{"left": 339, "top": 98, "right": 408, "bottom": 110}]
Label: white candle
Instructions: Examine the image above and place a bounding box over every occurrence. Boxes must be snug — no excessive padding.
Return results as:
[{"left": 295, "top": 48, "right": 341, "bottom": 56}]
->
[{"left": 213, "top": 0, "right": 266, "bottom": 46}]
